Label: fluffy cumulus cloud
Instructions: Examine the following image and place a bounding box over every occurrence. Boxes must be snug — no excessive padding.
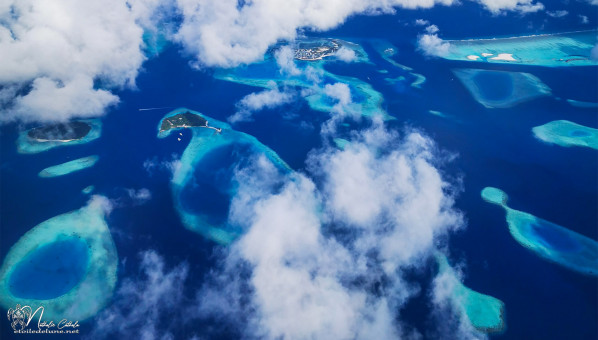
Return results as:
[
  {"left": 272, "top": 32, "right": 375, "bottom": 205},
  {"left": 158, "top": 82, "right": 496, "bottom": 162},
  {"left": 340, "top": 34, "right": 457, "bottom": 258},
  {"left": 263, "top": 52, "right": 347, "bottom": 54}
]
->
[
  {"left": 579, "top": 15, "right": 589, "bottom": 24},
  {"left": 475, "top": 0, "right": 544, "bottom": 14},
  {"left": 417, "top": 33, "right": 452, "bottom": 57},
  {"left": 194, "top": 119, "right": 468, "bottom": 339},
  {"left": 0, "top": 0, "right": 163, "bottom": 123},
  {"left": 174, "top": 0, "right": 458, "bottom": 68},
  {"left": 335, "top": 47, "right": 358, "bottom": 62},
  {"left": 546, "top": 10, "right": 568, "bottom": 18},
  {"left": 89, "top": 250, "right": 189, "bottom": 340},
  {"left": 229, "top": 81, "right": 295, "bottom": 123}
]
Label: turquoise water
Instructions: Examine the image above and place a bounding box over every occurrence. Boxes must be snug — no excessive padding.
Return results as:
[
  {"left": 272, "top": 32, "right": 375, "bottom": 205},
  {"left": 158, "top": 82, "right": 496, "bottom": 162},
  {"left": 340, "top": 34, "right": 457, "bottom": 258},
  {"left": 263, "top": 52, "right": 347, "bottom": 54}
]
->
[
  {"left": 532, "top": 120, "right": 598, "bottom": 150},
  {"left": 159, "top": 108, "right": 291, "bottom": 244},
  {"left": 180, "top": 142, "right": 256, "bottom": 225},
  {"left": 482, "top": 187, "right": 598, "bottom": 276},
  {"left": 436, "top": 254, "right": 505, "bottom": 333},
  {"left": 38, "top": 155, "right": 99, "bottom": 178},
  {"left": 17, "top": 119, "right": 102, "bottom": 154},
  {"left": 453, "top": 69, "right": 551, "bottom": 108},
  {"left": 8, "top": 238, "right": 89, "bottom": 300},
  {"left": 444, "top": 30, "right": 598, "bottom": 67},
  {"left": 0, "top": 198, "right": 118, "bottom": 321}
]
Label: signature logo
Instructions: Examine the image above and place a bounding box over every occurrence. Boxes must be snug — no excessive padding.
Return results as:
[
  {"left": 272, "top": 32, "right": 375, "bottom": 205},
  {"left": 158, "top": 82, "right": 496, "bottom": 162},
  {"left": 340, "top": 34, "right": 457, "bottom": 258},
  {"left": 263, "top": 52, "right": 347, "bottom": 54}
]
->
[
  {"left": 6, "top": 304, "right": 79, "bottom": 334},
  {"left": 7, "top": 304, "right": 31, "bottom": 331}
]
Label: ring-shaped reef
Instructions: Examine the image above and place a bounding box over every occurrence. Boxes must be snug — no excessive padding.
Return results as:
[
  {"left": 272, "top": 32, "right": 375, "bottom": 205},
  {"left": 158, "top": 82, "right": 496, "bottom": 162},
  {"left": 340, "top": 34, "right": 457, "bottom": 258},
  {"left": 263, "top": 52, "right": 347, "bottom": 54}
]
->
[
  {"left": 39, "top": 155, "right": 100, "bottom": 178},
  {"left": 17, "top": 119, "right": 102, "bottom": 154},
  {"left": 158, "top": 108, "right": 292, "bottom": 245},
  {"left": 532, "top": 120, "right": 598, "bottom": 150},
  {"left": 435, "top": 253, "right": 506, "bottom": 334},
  {"left": 443, "top": 30, "right": 598, "bottom": 67},
  {"left": 482, "top": 187, "right": 598, "bottom": 276},
  {"left": 213, "top": 38, "right": 394, "bottom": 121},
  {"left": 0, "top": 197, "right": 118, "bottom": 321},
  {"left": 453, "top": 69, "right": 551, "bottom": 109}
]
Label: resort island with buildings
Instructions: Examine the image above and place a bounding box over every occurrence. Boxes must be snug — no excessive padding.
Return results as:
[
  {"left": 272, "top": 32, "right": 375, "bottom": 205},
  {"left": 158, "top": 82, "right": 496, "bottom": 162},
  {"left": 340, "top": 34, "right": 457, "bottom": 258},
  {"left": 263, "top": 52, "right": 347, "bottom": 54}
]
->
[{"left": 293, "top": 39, "right": 341, "bottom": 60}]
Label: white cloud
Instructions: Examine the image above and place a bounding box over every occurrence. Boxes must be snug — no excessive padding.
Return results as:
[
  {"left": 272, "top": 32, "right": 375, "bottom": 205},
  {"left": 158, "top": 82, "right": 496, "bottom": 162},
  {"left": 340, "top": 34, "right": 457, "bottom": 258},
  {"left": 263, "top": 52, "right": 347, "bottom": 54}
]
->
[
  {"left": 0, "top": 0, "right": 163, "bottom": 123},
  {"left": 89, "top": 250, "right": 189, "bottom": 340},
  {"left": 431, "top": 264, "right": 487, "bottom": 339},
  {"left": 174, "top": 0, "right": 460, "bottom": 68},
  {"left": 426, "top": 24, "right": 440, "bottom": 34},
  {"left": 335, "top": 47, "right": 358, "bottom": 62},
  {"left": 547, "top": 10, "right": 568, "bottom": 18},
  {"left": 143, "top": 154, "right": 182, "bottom": 179},
  {"left": 417, "top": 34, "right": 452, "bottom": 57},
  {"left": 415, "top": 18, "right": 431, "bottom": 25},
  {"left": 324, "top": 83, "right": 352, "bottom": 107},
  {"left": 195, "top": 120, "right": 465, "bottom": 339},
  {"left": 126, "top": 188, "right": 152, "bottom": 205},
  {"left": 275, "top": 46, "right": 302, "bottom": 76},
  {"left": 579, "top": 15, "right": 589, "bottom": 24},
  {"left": 7, "top": 76, "right": 119, "bottom": 122},
  {"left": 228, "top": 81, "right": 295, "bottom": 123},
  {"left": 88, "top": 195, "right": 114, "bottom": 215},
  {"left": 475, "top": 0, "right": 544, "bottom": 14}
]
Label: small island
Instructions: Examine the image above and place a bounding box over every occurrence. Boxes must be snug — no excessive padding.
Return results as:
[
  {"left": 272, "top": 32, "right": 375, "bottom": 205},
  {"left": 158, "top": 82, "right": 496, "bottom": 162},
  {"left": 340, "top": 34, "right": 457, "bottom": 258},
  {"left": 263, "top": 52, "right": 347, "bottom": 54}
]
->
[
  {"left": 27, "top": 121, "right": 92, "bottom": 142},
  {"left": 18, "top": 119, "right": 102, "bottom": 154},
  {"left": 293, "top": 40, "right": 340, "bottom": 60},
  {"left": 159, "top": 111, "right": 221, "bottom": 134}
]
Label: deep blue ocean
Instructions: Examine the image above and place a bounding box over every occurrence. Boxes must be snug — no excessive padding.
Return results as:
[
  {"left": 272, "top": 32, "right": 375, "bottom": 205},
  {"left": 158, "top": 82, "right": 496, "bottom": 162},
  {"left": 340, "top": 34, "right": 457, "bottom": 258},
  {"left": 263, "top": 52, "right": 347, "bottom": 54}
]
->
[{"left": 1, "top": 2, "right": 597, "bottom": 338}]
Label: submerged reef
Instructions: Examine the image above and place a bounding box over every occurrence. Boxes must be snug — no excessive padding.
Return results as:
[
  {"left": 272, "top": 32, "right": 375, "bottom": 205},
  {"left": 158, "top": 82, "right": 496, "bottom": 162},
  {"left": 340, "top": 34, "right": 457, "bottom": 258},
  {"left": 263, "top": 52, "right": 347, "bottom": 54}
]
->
[
  {"left": 39, "top": 155, "right": 100, "bottom": 178},
  {"left": 18, "top": 119, "right": 102, "bottom": 154},
  {"left": 444, "top": 30, "right": 598, "bottom": 67},
  {"left": 82, "top": 186, "right": 95, "bottom": 194},
  {"left": 532, "top": 120, "right": 598, "bottom": 150},
  {"left": 566, "top": 99, "right": 598, "bottom": 109},
  {"left": 482, "top": 187, "right": 598, "bottom": 276},
  {"left": 371, "top": 39, "right": 427, "bottom": 88},
  {"left": 214, "top": 38, "right": 393, "bottom": 120},
  {"left": 0, "top": 198, "right": 118, "bottom": 321},
  {"left": 453, "top": 69, "right": 551, "bottom": 108},
  {"left": 436, "top": 254, "right": 506, "bottom": 334},
  {"left": 159, "top": 108, "right": 291, "bottom": 245}
]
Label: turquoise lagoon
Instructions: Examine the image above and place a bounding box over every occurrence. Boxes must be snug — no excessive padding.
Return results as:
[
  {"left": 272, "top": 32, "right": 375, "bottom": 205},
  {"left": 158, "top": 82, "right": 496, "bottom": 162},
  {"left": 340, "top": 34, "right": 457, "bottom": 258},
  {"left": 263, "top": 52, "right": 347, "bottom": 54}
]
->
[
  {"left": 17, "top": 119, "right": 102, "bottom": 154},
  {"left": 214, "top": 39, "right": 394, "bottom": 121},
  {"left": 159, "top": 108, "right": 291, "bottom": 245},
  {"left": 532, "top": 120, "right": 598, "bottom": 150},
  {"left": 436, "top": 254, "right": 505, "bottom": 333},
  {"left": 482, "top": 187, "right": 598, "bottom": 276},
  {"left": 38, "top": 155, "right": 100, "bottom": 178},
  {"left": 0, "top": 198, "right": 118, "bottom": 321},
  {"left": 444, "top": 30, "right": 598, "bottom": 67},
  {"left": 453, "top": 69, "right": 551, "bottom": 108}
]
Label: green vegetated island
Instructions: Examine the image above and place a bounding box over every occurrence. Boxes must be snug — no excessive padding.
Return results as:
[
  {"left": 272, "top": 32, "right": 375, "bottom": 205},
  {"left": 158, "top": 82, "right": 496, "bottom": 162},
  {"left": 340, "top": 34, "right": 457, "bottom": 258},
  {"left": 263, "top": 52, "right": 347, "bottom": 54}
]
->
[
  {"left": 27, "top": 121, "right": 91, "bottom": 142},
  {"left": 18, "top": 119, "right": 102, "bottom": 154},
  {"left": 160, "top": 111, "right": 221, "bottom": 135}
]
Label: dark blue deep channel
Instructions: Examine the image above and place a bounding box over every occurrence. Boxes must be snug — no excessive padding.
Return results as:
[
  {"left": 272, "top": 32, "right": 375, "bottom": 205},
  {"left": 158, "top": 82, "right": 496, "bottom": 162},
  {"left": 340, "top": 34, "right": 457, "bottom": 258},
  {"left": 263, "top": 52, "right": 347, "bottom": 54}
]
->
[{"left": 8, "top": 238, "right": 89, "bottom": 300}]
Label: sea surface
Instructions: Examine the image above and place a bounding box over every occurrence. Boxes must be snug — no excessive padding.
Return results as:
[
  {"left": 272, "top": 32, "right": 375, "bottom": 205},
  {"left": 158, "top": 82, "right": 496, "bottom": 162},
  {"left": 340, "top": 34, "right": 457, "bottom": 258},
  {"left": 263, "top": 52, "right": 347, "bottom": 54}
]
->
[{"left": 1, "top": 2, "right": 597, "bottom": 338}]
